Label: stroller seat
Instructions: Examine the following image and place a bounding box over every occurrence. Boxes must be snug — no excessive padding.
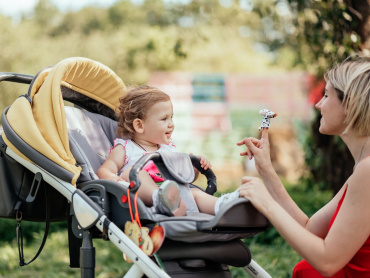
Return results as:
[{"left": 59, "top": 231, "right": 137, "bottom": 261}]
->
[
  {"left": 64, "top": 87, "right": 270, "bottom": 278},
  {"left": 0, "top": 57, "right": 271, "bottom": 278},
  {"left": 65, "top": 102, "right": 269, "bottom": 239}
]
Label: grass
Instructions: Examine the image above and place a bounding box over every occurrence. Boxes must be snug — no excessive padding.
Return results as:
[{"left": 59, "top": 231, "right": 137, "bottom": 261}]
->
[
  {"left": 0, "top": 179, "right": 332, "bottom": 278},
  {"left": 0, "top": 230, "right": 131, "bottom": 278},
  {"left": 0, "top": 229, "right": 300, "bottom": 278},
  {"left": 239, "top": 236, "right": 301, "bottom": 278}
]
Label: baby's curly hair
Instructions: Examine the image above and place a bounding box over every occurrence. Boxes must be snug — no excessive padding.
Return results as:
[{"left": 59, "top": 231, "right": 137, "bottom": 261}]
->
[{"left": 116, "top": 85, "right": 171, "bottom": 139}]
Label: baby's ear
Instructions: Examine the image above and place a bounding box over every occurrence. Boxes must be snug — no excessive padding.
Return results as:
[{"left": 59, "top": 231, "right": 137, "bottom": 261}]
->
[{"left": 133, "top": 118, "right": 144, "bottom": 133}]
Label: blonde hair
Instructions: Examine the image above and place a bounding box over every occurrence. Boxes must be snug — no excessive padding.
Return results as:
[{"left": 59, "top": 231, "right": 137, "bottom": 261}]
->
[
  {"left": 116, "top": 85, "right": 171, "bottom": 139},
  {"left": 324, "top": 54, "right": 370, "bottom": 136}
]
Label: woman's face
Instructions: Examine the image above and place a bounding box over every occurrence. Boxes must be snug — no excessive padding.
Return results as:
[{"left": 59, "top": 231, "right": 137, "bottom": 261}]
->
[{"left": 315, "top": 82, "right": 347, "bottom": 135}]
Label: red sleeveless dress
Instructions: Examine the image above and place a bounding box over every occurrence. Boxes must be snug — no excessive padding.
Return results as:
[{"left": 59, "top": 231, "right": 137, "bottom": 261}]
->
[{"left": 293, "top": 186, "right": 370, "bottom": 277}]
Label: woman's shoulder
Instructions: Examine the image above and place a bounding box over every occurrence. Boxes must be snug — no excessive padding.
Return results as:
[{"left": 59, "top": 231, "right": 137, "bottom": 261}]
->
[
  {"left": 348, "top": 156, "right": 370, "bottom": 193},
  {"left": 354, "top": 156, "right": 370, "bottom": 174}
]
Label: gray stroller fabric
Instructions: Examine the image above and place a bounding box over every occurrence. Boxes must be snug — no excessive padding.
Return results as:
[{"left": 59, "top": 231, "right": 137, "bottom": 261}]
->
[
  {"left": 158, "top": 151, "right": 199, "bottom": 213},
  {"left": 155, "top": 209, "right": 259, "bottom": 242},
  {"left": 160, "top": 152, "right": 195, "bottom": 184}
]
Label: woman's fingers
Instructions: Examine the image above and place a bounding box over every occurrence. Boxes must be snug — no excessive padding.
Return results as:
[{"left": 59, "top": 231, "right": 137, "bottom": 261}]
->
[
  {"left": 237, "top": 131, "right": 269, "bottom": 161},
  {"left": 243, "top": 137, "right": 260, "bottom": 154},
  {"left": 241, "top": 176, "right": 260, "bottom": 184},
  {"left": 261, "top": 127, "right": 269, "bottom": 139},
  {"left": 237, "top": 138, "right": 254, "bottom": 158},
  {"left": 236, "top": 139, "right": 246, "bottom": 146},
  {"left": 261, "top": 128, "right": 269, "bottom": 144},
  {"left": 237, "top": 137, "right": 261, "bottom": 159},
  {"left": 239, "top": 150, "right": 250, "bottom": 157}
]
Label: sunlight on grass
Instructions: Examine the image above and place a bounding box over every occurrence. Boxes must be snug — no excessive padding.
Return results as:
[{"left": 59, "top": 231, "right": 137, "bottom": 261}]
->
[
  {"left": 0, "top": 244, "right": 19, "bottom": 270},
  {"left": 0, "top": 229, "right": 298, "bottom": 278},
  {"left": 0, "top": 230, "right": 132, "bottom": 278}
]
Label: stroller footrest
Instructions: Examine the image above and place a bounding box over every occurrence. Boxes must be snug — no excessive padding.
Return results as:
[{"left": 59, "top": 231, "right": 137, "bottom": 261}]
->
[
  {"left": 157, "top": 238, "right": 251, "bottom": 267},
  {"left": 179, "top": 259, "right": 206, "bottom": 268},
  {"left": 197, "top": 198, "right": 269, "bottom": 231}
]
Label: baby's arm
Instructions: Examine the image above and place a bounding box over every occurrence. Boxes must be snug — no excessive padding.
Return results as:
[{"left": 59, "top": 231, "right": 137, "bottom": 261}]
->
[{"left": 96, "top": 145, "right": 125, "bottom": 182}]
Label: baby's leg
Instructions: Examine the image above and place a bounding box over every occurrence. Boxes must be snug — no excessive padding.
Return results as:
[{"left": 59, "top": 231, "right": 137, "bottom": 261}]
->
[
  {"left": 121, "top": 167, "right": 158, "bottom": 206},
  {"left": 121, "top": 167, "right": 187, "bottom": 216},
  {"left": 190, "top": 187, "right": 218, "bottom": 215},
  {"left": 190, "top": 187, "right": 241, "bottom": 215}
]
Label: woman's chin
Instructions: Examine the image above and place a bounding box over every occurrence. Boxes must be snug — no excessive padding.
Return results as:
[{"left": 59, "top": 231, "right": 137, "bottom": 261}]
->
[
  {"left": 318, "top": 126, "right": 327, "bottom": 135},
  {"left": 318, "top": 127, "right": 336, "bottom": 136}
]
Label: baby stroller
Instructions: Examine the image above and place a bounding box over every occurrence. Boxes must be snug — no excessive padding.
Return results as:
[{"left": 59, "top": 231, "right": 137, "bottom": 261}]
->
[{"left": 0, "top": 57, "right": 271, "bottom": 278}]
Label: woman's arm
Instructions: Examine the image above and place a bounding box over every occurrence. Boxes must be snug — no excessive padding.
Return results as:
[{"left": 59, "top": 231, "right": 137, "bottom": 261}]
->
[
  {"left": 239, "top": 158, "right": 370, "bottom": 276},
  {"left": 237, "top": 128, "right": 343, "bottom": 236},
  {"left": 237, "top": 128, "right": 309, "bottom": 226}
]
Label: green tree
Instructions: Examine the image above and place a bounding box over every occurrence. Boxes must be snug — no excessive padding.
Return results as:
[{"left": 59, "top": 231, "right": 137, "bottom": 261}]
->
[{"left": 249, "top": 0, "right": 369, "bottom": 193}]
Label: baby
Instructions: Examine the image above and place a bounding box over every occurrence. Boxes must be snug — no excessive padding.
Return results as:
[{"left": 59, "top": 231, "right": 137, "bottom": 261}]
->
[{"left": 97, "top": 85, "right": 240, "bottom": 217}]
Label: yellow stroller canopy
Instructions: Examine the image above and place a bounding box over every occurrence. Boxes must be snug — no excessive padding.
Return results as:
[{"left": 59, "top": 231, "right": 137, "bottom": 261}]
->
[{"left": 2, "top": 57, "right": 126, "bottom": 185}]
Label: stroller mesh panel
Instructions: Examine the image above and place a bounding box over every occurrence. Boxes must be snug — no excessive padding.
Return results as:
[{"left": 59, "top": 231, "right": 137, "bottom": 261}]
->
[{"left": 65, "top": 106, "right": 117, "bottom": 183}]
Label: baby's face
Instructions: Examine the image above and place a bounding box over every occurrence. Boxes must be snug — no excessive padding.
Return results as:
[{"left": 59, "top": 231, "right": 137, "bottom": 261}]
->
[{"left": 141, "top": 101, "right": 175, "bottom": 145}]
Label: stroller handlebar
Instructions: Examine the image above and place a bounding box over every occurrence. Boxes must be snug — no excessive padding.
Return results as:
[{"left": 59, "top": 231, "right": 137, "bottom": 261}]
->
[
  {"left": 129, "top": 152, "right": 217, "bottom": 195},
  {"left": 189, "top": 154, "right": 217, "bottom": 195},
  {"left": 0, "top": 72, "right": 34, "bottom": 84}
]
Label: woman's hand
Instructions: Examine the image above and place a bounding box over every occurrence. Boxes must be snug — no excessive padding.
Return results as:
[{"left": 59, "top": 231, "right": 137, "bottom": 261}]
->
[
  {"left": 239, "top": 176, "right": 275, "bottom": 215},
  {"left": 236, "top": 128, "right": 272, "bottom": 173}
]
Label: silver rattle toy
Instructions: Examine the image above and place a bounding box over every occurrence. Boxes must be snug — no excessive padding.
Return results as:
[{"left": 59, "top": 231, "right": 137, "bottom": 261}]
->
[{"left": 258, "top": 109, "right": 277, "bottom": 130}]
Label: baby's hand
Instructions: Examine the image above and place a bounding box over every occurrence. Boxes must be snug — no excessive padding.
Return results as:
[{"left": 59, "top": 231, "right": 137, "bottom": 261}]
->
[
  {"left": 200, "top": 156, "right": 212, "bottom": 170},
  {"left": 109, "top": 175, "right": 124, "bottom": 183},
  {"left": 196, "top": 154, "right": 212, "bottom": 170}
]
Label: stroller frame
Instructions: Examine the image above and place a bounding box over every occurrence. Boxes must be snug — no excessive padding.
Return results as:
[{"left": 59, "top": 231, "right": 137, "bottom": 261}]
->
[{"left": 0, "top": 61, "right": 272, "bottom": 278}]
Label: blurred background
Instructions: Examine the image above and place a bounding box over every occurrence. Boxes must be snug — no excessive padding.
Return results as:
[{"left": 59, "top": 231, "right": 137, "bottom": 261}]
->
[{"left": 0, "top": 0, "right": 369, "bottom": 277}]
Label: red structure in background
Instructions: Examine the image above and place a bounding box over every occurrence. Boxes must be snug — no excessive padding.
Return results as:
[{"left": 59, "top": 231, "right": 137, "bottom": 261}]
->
[
  {"left": 306, "top": 75, "right": 326, "bottom": 106},
  {"left": 149, "top": 71, "right": 316, "bottom": 184},
  {"left": 149, "top": 71, "right": 315, "bottom": 137}
]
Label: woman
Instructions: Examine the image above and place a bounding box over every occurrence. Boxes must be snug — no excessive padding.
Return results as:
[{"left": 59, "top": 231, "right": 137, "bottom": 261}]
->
[{"left": 237, "top": 55, "right": 370, "bottom": 277}]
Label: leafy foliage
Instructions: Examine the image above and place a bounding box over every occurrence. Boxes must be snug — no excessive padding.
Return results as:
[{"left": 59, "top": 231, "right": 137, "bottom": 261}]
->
[
  {"left": 0, "top": 0, "right": 275, "bottom": 115},
  {"left": 251, "top": 0, "right": 369, "bottom": 193},
  {"left": 253, "top": 0, "right": 366, "bottom": 75}
]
